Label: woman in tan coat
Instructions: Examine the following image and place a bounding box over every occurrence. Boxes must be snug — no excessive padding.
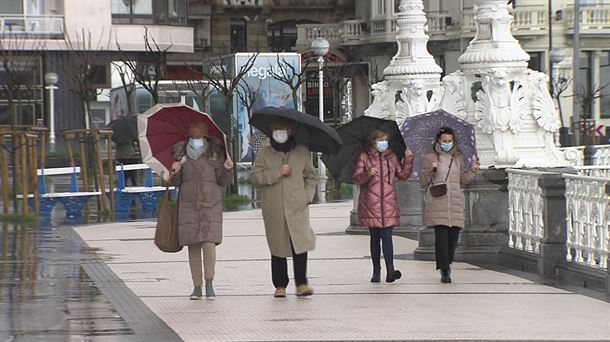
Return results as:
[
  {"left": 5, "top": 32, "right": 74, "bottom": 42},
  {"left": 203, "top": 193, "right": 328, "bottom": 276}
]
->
[
  {"left": 170, "top": 121, "right": 233, "bottom": 300},
  {"left": 250, "top": 119, "right": 317, "bottom": 298},
  {"left": 419, "top": 127, "right": 479, "bottom": 283}
]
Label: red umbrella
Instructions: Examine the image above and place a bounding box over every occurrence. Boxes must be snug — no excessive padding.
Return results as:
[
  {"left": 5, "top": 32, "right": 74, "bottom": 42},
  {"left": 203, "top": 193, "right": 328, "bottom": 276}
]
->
[{"left": 137, "top": 103, "right": 227, "bottom": 178}]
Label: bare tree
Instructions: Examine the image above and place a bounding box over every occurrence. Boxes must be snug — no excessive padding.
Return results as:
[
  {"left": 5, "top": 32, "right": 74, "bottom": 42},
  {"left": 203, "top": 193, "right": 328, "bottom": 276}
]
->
[
  {"left": 267, "top": 55, "right": 311, "bottom": 109},
  {"left": 551, "top": 74, "right": 571, "bottom": 129},
  {"left": 368, "top": 59, "right": 386, "bottom": 86},
  {"left": 116, "top": 27, "right": 172, "bottom": 105},
  {"left": 182, "top": 62, "right": 213, "bottom": 110},
  {"left": 237, "top": 79, "right": 262, "bottom": 121},
  {"left": 202, "top": 53, "right": 259, "bottom": 192},
  {"left": 111, "top": 61, "right": 137, "bottom": 114},
  {"left": 572, "top": 82, "right": 610, "bottom": 144},
  {"left": 57, "top": 28, "right": 110, "bottom": 128},
  {"left": 0, "top": 36, "right": 44, "bottom": 126},
  {"left": 323, "top": 62, "right": 359, "bottom": 127}
]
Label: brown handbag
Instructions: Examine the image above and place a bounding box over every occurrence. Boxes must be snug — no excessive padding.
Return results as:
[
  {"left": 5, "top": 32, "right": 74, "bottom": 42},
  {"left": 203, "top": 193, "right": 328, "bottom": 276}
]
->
[
  {"left": 428, "top": 157, "right": 453, "bottom": 198},
  {"left": 154, "top": 186, "right": 182, "bottom": 253}
]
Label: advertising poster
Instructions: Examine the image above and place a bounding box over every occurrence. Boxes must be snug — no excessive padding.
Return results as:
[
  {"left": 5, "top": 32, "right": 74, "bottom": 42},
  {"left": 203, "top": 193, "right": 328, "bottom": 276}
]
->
[{"left": 234, "top": 53, "right": 301, "bottom": 162}]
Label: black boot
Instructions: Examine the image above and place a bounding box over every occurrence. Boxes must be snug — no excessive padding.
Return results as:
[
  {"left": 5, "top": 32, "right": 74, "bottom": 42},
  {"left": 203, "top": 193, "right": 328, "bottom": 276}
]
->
[
  {"left": 386, "top": 265, "right": 402, "bottom": 283},
  {"left": 440, "top": 269, "right": 452, "bottom": 283},
  {"left": 370, "top": 268, "right": 381, "bottom": 283}
]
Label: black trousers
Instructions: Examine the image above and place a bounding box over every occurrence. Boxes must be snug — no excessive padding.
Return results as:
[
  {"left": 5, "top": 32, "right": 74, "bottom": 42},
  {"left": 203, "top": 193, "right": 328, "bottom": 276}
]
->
[
  {"left": 434, "top": 225, "right": 461, "bottom": 270},
  {"left": 118, "top": 158, "right": 137, "bottom": 186},
  {"left": 369, "top": 227, "right": 394, "bottom": 270},
  {"left": 271, "top": 244, "right": 308, "bottom": 288}
]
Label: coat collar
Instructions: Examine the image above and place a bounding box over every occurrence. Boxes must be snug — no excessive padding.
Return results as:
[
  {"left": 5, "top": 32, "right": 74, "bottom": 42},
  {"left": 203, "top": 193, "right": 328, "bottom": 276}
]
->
[{"left": 366, "top": 147, "right": 391, "bottom": 158}]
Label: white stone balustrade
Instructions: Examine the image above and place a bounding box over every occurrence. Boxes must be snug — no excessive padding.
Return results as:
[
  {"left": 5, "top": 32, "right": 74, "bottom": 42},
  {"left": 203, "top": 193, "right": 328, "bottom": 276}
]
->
[
  {"left": 592, "top": 145, "right": 610, "bottom": 166},
  {"left": 511, "top": 5, "right": 547, "bottom": 32},
  {"left": 562, "top": 5, "right": 610, "bottom": 31},
  {"left": 507, "top": 169, "right": 548, "bottom": 254},
  {"left": 574, "top": 165, "right": 610, "bottom": 178},
  {"left": 563, "top": 173, "right": 609, "bottom": 269}
]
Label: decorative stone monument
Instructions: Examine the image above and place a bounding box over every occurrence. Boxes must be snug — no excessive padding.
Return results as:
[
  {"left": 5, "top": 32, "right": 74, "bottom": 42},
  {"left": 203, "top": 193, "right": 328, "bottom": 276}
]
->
[
  {"left": 348, "top": 0, "right": 443, "bottom": 235},
  {"left": 351, "top": 0, "right": 569, "bottom": 265},
  {"left": 414, "top": 0, "right": 568, "bottom": 262}
]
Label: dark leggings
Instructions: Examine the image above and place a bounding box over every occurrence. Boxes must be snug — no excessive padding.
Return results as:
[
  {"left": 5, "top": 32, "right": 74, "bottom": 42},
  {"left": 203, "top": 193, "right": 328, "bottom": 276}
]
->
[
  {"left": 369, "top": 227, "right": 394, "bottom": 270},
  {"left": 434, "top": 225, "right": 461, "bottom": 270},
  {"left": 271, "top": 243, "right": 308, "bottom": 288}
]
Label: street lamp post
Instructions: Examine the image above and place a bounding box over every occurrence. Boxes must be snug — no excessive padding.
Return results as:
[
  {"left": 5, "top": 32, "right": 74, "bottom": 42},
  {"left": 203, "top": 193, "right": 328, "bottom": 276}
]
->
[
  {"left": 44, "top": 72, "right": 58, "bottom": 151},
  {"left": 311, "top": 37, "right": 329, "bottom": 179}
]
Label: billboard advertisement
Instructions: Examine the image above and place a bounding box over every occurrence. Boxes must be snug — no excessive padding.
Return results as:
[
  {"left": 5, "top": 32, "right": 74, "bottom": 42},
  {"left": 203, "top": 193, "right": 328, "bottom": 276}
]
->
[{"left": 234, "top": 53, "right": 302, "bottom": 162}]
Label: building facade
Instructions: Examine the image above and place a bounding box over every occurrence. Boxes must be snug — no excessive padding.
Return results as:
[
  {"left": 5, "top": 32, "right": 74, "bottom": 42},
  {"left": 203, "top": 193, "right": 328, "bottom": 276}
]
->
[
  {"left": 295, "top": 0, "right": 610, "bottom": 144},
  {"left": 0, "top": 0, "right": 193, "bottom": 137}
]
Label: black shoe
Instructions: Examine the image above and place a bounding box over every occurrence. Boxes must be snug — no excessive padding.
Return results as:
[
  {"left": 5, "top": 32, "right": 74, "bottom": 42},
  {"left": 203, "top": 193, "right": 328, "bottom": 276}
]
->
[
  {"left": 440, "top": 269, "right": 452, "bottom": 283},
  {"left": 370, "top": 268, "right": 381, "bottom": 283},
  {"left": 386, "top": 268, "right": 402, "bottom": 283}
]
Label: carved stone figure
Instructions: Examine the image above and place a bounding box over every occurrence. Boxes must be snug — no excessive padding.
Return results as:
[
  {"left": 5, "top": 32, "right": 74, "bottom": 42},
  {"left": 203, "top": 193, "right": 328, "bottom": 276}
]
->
[
  {"left": 364, "top": 81, "right": 390, "bottom": 119},
  {"left": 529, "top": 70, "right": 562, "bottom": 159},
  {"left": 439, "top": 72, "right": 467, "bottom": 119},
  {"left": 475, "top": 69, "right": 527, "bottom": 164},
  {"left": 395, "top": 80, "right": 439, "bottom": 123}
]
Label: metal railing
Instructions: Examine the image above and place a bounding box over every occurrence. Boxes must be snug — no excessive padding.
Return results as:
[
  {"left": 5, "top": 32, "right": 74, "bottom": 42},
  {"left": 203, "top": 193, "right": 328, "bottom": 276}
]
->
[{"left": 0, "top": 15, "right": 64, "bottom": 38}]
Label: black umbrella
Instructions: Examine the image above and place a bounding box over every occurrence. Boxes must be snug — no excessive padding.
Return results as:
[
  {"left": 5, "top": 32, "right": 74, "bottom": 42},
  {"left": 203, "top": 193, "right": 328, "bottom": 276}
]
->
[
  {"left": 321, "top": 116, "right": 406, "bottom": 184},
  {"left": 108, "top": 115, "right": 138, "bottom": 143},
  {"left": 250, "top": 106, "right": 342, "bottom": 154}
]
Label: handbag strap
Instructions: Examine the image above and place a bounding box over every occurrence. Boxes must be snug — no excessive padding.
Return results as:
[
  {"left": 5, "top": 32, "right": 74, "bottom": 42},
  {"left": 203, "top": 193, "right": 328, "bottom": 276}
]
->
[{"left": 431, "top": 157, "right": 453, "bottom": 185}]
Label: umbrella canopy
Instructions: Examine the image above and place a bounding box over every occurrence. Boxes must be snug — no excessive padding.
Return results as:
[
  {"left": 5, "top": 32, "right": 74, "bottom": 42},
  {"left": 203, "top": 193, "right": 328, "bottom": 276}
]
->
[
  {"left": 249, "top": 106, "right": 342, "bottom": 154},
  {"left": 137, "top": 103, "right": 227, "bottom": 178},
  {"left": 321, "top": 116, "right": 405, "bottom": 184},
  {"left": 400, "top": 109, "right": 477, "bottom": 177},
  {"left": 108, "top": 115, "right": 138, "bottom": 143}
]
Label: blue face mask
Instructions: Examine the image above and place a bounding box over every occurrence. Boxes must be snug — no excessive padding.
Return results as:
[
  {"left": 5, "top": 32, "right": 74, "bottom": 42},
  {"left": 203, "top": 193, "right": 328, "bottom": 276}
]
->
[
  {"left": 375, "top": 140, "right": 389, "bottom": 153},
  {"left": 440, "top": 142, "right": 453, "bottom": 152},
  {"left": 189, "top": 138, "right": 204, "bottom": 150}
]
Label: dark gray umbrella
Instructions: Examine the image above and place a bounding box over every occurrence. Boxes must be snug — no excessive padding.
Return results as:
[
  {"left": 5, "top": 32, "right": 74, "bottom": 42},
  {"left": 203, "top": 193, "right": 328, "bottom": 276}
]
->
[
  {"left": 250, "top": 106, "right": 342, "bottom": 154},
  {"left": 108, "top": 115, "right": 138, "bottom": 143},
  {"left": 321, "top": 116, "right": 405, "bottom": 184}
]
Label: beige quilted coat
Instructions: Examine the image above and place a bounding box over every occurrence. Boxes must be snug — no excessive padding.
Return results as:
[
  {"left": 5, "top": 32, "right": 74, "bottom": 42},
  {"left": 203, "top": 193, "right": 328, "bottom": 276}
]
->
[{"left": 419, "top": 145, "right": 477, "bottom": 229}]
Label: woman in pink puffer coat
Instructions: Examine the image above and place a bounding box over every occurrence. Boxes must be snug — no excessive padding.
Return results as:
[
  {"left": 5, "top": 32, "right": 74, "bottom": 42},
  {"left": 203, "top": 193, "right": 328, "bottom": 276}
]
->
[{"left": 352, "top": 129, "right": 413, "bottom": 283}]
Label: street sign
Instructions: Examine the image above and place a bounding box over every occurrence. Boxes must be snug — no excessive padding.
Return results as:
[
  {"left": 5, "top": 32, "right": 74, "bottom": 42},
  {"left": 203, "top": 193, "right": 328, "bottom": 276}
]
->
[{"left": 595, "top": 124, "right": 605, "bottom": 137}]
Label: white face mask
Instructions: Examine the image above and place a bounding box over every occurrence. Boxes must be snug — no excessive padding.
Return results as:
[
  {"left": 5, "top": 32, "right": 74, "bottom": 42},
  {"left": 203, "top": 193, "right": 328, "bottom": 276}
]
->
[
  {"left": 272, "top": 130, "right": 289, "bottom": 144},
  {"left": 189, "top": 138, "right": 204, "bottom": 150}
]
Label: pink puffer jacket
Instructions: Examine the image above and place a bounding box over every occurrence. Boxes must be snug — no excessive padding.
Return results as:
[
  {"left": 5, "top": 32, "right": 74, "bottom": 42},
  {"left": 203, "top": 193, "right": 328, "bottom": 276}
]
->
[{"left": 352, "top": 148, "right": 414, "bottom": 228}]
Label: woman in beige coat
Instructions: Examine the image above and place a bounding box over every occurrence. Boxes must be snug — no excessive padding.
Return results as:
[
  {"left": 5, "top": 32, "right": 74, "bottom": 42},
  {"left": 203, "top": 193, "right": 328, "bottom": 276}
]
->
[
  {"left": 169, "top": 121, "right": 233, "bottom": 300},
  {"left": 419, "top": 127, "right": 479, "bottom": 283},
  {"left": 250, "top": 119, "right": 317, "bottom": 298}
]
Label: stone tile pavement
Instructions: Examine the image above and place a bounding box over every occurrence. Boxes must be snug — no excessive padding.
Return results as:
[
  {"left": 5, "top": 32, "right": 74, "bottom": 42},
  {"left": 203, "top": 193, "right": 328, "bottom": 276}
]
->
[{"left": 73, "top": 202, "right": 610, "bottom": 342}]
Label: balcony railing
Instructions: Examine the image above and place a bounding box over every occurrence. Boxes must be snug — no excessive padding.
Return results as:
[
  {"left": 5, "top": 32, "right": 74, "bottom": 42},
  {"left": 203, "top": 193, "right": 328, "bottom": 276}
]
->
[
  {"left": 223, "top": 0, "right": 262, "bottom": 7},
  {"left": 511, "top": 5, "right": 547, "bottom": 32},
  {"left": 562, "top": 5, "right": 610, "bottom": 31},
  {"left": 296, "top": 17, "right": 396, "bottom": 49},
  {"left": 0, "top": 15, "right": 64, "bottom": 39}
]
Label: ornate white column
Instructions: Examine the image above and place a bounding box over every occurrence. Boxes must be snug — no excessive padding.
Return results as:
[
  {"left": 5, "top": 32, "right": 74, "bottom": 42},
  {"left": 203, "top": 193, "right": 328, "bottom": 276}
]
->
[
  {"left": 438, "top": 0, "right": 566, "bottom": 168},
  {"left": 364, "top": 0, "right": 443, "bottom": 124}
]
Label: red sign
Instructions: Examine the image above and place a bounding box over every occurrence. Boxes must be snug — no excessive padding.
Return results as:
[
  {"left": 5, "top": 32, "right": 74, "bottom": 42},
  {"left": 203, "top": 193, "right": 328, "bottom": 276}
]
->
[{"left": 595, "top": 125, "right": 605, "bottom": 137}]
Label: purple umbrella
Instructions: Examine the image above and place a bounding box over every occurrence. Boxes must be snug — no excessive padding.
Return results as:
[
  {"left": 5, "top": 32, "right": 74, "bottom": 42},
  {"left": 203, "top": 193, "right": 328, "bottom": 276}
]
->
[{"left": 400, "top": 109, "right": 477, "bottom": 177}]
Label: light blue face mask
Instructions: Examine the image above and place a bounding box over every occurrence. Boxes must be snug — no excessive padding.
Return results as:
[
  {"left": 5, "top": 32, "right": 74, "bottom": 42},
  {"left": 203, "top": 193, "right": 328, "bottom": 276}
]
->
[
  {"left": 375, "top": 140, "right": 389, "bottom": 153},
  {"left": 189, "top": 138, "right": 205, "bottom": 150},
  {"left": 440, "top": 142, "right": 453, "bottom": 152}
]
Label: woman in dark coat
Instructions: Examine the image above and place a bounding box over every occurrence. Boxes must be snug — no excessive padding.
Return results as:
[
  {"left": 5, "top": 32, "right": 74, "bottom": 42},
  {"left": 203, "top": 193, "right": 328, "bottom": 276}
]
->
[
  {"left": 169, "top": 121, "right": 233, "bottom": 300},
  {"left": 352, "top": 129, "right": 414, "bottom": 283},
  {"left": 419, "top": 127, "right": 480, "bottom": 283}
]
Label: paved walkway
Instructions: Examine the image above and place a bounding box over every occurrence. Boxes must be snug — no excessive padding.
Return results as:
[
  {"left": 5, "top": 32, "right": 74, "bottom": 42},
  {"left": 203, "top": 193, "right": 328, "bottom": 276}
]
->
[{"left": 73, "top": 202, "right": 610, "bottom": 342}]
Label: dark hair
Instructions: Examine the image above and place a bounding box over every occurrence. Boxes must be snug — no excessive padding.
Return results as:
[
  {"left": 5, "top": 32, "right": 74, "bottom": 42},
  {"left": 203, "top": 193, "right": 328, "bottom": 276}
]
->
[{"left": 435, "top": 126, "right": 455, "bottom": 141}]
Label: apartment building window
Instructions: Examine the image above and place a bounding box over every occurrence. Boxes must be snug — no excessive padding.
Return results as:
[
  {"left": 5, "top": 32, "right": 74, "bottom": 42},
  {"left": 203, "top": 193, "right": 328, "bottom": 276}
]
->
[
  {"left": 268, "top": 20, "right": 298, "bottom": 52},
  {"left": 112, "top": 0, "right": 187, "bottom": 25},
  {"left": 230, "top": 18, "right": 247, "bottom": 53},
  {"left": 527, "top": 52, "right": 543, "bottom": 72},
  {"left": 393, "top": 0, "right": 400, "bottom": 14},
  {"left": 600, "top": 51, "right": 610, "bottom": 118}
]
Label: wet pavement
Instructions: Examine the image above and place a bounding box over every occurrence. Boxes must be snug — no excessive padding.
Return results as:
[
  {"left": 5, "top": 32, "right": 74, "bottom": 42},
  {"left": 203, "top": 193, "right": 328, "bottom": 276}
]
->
[
  {"left": 0, "top": 176, "right": 353, "bottom": 341},
  {"left": 0, "top": 223, "right": 136, "bottom": 341}
]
